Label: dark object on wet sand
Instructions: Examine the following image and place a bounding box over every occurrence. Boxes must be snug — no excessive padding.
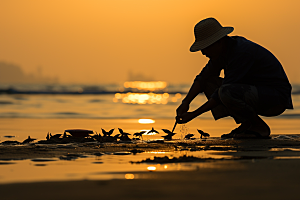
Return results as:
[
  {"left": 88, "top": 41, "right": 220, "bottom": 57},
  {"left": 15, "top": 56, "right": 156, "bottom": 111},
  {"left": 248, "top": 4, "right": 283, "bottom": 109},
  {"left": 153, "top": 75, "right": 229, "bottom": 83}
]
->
[
  {"left": 233, "top": 130, "right": 271, "bottom": 139},
  {"left": 161, "top": 134, "right": 175, "bottom": 140},
  {"left": 147, "top": 140, "right": 164, "bottom": 144},
  {"left": 130, "top": 149, "right": 145, "bottom": 154},
  {"left": 102, "top": 128, "right": 114, "bottom": 137},
  {"left": 118, "top": 128, "right": 131, "bottom": 141},
  {"left": 197, "top": 129, "right": 210, "bottom": 139},
  {"left": 131, "top": 155, "right": 211, "bottom": 164},
  {"left": 161, "top": 129, "right": 172, "bottom": 134},
  {"left": 22, "top": 136, "right": 36, "bottom": 144},
  {"left": 184, "top": 133, "right": 194, "bottom": 140},
  {"left": 133, "top": 131, "right": 146, "bottom": 139},
  {"left": 46, "top": 132, "right": 50, "bottom": 140},
  {"left": 221, "top": 128, "right": 239, "bottom": 139},
  {"left": 148, "top": 127, "right": 159, "bottom": 134},
  {"left": 1, "top": 140, "right": 20, "bottom": 145},
  {"left": 118, "top": 128, "right": 128, "bottom": 135},
  {"left": 113, "top": 134, "right": 121, "bottom": 139},
  {"left": 91, "top": 133, "right": 103, "bottom": 142},
  {"left": 100, "top": 129, "right": 116, "bottom": 142},
  {"left": 65, "top": 129, "right": 93, "bottom": 137},
  {"left": 50, "top": 133, "right": 62, "bottom": 139},
  {"left": 161, "top": 129, "right": 176, "bottom": 140}
]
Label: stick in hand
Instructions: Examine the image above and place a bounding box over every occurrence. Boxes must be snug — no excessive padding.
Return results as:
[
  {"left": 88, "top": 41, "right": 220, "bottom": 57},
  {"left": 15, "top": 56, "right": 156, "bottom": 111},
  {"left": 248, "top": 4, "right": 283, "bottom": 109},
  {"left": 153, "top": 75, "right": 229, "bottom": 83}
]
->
[{"left": 171, "top": 122, "right": 177, "bottom": 133}]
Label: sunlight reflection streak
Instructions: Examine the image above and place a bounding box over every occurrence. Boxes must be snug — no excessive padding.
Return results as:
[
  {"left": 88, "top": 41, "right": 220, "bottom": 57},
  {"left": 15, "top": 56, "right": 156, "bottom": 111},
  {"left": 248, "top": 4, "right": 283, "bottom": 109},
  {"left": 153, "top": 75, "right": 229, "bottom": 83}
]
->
[{"left": 138, "top": 119, "right": 155, "bottom": 124}]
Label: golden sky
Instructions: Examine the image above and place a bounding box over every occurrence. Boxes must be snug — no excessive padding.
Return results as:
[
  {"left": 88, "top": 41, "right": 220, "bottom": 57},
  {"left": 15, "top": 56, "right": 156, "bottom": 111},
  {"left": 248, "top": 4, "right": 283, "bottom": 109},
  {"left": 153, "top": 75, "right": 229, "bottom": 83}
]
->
[{"left": 0, "top": 0, "right": 299, "bottom": 84}]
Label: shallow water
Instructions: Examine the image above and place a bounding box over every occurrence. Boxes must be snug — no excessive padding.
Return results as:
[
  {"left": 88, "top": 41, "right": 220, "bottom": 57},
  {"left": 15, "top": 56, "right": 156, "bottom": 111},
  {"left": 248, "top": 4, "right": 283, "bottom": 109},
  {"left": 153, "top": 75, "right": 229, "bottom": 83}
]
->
[
  {"left": 0, "top": 149, "right": 235, "bottom": 184},
  {"left": 0, "top": 118, "right": 299, "bottom": 143},
  {"left": 0, "top": 93, "right": 299, "bottom": 119},
  {"left": 1, "top": 83, "right": 300, "bottom": 185},
  {"left": 2, "top": 136, "right": 300, "bottom": 184}
]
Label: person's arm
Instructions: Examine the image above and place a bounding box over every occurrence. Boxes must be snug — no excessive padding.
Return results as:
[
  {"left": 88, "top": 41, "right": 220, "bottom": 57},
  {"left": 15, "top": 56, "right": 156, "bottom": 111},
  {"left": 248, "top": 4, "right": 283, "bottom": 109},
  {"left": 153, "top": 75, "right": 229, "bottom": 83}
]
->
[
  {"left": 182, "top": 79, "right": 204, "bottom": 103},
  {"left": 176, "top": 61, "right": 221, "bottom": 116},
  {"left": 176, "top": 80, "right": 203, "bottom": 116},
  {"left": 176, "top": 98, "right": 220, "bottom": 124}
]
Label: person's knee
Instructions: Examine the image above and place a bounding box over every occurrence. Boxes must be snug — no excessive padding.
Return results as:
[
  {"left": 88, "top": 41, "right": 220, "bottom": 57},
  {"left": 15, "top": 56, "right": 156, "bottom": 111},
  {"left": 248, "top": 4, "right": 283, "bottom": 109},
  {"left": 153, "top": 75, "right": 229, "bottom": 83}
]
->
[
  {"left": 203, "top": 77, "right": 223, "bottom": 98},
  {"left": 259, "top": 105, "right": 286, "bottom": 117},
  {"left": 218, "top": 84, "right": 235, "bottom": 105}
]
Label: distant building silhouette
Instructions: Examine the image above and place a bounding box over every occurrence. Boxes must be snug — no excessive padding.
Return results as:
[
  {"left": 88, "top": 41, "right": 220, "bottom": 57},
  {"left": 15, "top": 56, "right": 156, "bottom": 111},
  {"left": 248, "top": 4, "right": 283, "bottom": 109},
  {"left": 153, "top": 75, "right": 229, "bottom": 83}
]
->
[
  {"left": 0, "top": 61, "right": 58, "bottom": 84},
  {"left": 127, "top": 70, "right": 155, "bottom": 81}
]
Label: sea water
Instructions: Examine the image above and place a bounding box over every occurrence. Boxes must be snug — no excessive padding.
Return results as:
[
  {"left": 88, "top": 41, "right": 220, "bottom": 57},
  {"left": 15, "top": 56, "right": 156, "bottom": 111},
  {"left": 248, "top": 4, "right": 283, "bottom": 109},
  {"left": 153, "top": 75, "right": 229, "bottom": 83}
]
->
[
  {"left": 0, "top": 83, "right": 300, "bottom": 184},
  {"left": 0, "top": 83, "right": 299, "bottom": 140}
]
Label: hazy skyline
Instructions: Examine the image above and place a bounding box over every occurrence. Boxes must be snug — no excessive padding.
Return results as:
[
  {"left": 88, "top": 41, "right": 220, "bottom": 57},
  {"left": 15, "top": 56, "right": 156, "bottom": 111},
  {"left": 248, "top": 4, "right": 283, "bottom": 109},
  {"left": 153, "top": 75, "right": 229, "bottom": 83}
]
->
[
  {"left": 0, "top": 62, "right": 58, "bottom": 84},
  {"left": 0, "top": 0, "right": 299, "bottom": 84}
]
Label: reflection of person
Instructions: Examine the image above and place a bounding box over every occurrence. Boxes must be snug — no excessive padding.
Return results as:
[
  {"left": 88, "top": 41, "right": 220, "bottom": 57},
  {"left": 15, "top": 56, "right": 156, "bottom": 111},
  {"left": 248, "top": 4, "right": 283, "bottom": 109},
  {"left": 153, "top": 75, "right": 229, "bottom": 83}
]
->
[{"left": 176, "top": 17, "right": 293, "bottom": 139}]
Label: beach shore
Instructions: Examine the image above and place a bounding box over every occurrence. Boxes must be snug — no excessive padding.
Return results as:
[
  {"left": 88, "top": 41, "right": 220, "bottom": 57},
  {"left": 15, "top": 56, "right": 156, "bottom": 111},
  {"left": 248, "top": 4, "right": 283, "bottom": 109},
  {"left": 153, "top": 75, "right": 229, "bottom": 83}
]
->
[
  {"left": 1, "top": 117, "right": 300, "bottom": 200},
  {"left": 1, "top": 136, "right": 300, "bottom": 200},
  {"left": 1, "top": 159, "right": 300, "bottom": 200}
]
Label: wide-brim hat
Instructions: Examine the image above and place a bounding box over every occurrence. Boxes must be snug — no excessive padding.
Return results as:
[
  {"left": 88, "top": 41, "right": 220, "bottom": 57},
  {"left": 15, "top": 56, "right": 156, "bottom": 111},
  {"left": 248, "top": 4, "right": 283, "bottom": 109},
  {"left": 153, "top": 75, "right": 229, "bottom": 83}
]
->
[{"left": 190, "top": 18, "right": 234, "bottom": 52}]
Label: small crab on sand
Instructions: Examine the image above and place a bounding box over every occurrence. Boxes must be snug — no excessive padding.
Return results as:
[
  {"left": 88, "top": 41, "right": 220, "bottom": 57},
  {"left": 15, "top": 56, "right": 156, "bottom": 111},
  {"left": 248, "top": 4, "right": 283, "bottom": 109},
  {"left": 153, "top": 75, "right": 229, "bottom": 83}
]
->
[
  {"left": 197, "top": 129, "right": 210, "bottom": 139},
  {"left": 118, "top": 128, "right": 131, "bottom": 141},
  {"left": 50, "top": 133, "right": 62, "bottom": 139},
  {"left": 101, "top": 128, "right": 116, "bottom": 142},
  {"left": 46, "top": 132, "right": 50, "bottom": 140},
  {"left": 113, "top": 134, "right": 121, "bottom": 140},
  {"left": 147, "top": 127, "right": 159, "bottom": 135},
  {"left": 91, "top": 132, "right": 103, "bottom": 142},
  {"left": 133, "top": 131, "right": 146, "bottom": 140},
  {"left": 184, "top": 133, "right": 194, "bottom": 140},
  {"left": 161, "top": 129, "right": 176, "bottom": 140},
  {"left": 22, "top": 136, "right": 36, "bottom": 144},
  {"left": 101, "top": 128, "right": 114, "bottom": 137}
]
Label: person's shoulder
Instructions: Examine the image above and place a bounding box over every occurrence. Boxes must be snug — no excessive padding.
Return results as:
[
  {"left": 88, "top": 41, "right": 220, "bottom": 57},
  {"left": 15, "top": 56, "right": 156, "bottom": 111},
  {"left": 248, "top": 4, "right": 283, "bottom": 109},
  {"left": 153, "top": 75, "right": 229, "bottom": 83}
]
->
[
  {"left": 231, "top": 36, "right": 269, "bottom": 49},
  {"left": 230, "top": 36, "right": 256, "bottom": 46},
  {"left": 229, "top": 36, "right": 280, "bottom": 63},
  {"left": 229, "top": 36, "right": 262, "bottom": 54}
]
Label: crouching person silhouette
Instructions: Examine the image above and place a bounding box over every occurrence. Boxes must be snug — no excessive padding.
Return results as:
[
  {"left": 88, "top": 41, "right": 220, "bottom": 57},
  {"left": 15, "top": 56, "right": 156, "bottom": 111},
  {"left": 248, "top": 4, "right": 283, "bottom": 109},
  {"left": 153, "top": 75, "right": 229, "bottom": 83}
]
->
[{"left": 176, "top": 18, "right": 293, "bottom": 139}]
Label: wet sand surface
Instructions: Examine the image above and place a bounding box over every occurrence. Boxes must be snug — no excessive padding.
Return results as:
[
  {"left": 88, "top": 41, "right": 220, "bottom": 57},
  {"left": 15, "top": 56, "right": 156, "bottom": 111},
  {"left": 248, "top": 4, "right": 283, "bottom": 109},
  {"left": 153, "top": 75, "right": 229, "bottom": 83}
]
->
[
  {"left": 1, "top": 160, "right": 300, "bottom": 200},
  {"left": 1, "top": 136, "right": 300, "bottom": 200},
  {"left": 1, "top": 136, "right": 300, "bottom": 159}
]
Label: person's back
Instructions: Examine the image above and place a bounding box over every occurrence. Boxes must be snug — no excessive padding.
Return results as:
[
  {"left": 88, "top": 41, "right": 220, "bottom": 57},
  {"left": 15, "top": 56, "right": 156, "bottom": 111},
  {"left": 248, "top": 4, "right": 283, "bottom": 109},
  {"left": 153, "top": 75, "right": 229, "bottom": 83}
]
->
[
  {"left": 208, "top": 36, "right": 293, "bottom": 111},
  {"left": 225, "top": 36, "right": 291, "bottom": 87}
]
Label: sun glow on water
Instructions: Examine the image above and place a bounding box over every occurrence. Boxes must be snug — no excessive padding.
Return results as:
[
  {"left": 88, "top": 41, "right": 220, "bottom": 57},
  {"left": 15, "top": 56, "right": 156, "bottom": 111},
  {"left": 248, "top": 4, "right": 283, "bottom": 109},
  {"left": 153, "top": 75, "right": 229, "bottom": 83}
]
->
[
  {"left": 125, "top": 174, "right": 135, "bottom": 179},
  {"left": 114, "top": 93, "right": 169, "bottom": 104},
  {"left": 113, "top": 81, "right": 183, "bottom": 104},
  {"left": 114, "top": 92, "right": 182, "bottom": 104},
  {"left": 147, "top": 166, "right": 157, "bottom": 171},
  {"left": 124, "top": 81, "right": 167, "bottom": 91},
  {"left": 138, "top": 119, "right": 155, "bottom": 124}
]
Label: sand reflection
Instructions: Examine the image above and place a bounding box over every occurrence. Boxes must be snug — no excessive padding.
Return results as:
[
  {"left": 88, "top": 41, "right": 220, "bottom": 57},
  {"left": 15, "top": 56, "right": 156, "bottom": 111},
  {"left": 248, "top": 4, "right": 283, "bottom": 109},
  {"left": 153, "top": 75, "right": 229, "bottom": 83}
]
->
[
  {"left": 0, "top": 150, "right": 238, "bottom": 184},
  {"left": 125, "top": 173, "right": 135, "bottom": 179}
]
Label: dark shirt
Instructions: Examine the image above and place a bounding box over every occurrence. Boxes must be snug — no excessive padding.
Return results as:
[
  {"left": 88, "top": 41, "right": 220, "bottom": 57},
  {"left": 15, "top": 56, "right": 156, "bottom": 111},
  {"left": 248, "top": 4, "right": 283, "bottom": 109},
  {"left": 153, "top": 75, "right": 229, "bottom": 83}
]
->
[{"left": 195, "top": 36, "right": 293, "bottom": 109}]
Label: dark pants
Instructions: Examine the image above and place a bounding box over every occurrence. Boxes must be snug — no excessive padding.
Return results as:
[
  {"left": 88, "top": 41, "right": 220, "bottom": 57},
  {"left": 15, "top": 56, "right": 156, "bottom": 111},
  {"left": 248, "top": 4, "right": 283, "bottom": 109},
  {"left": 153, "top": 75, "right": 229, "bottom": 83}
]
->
[{"left": 204, "top": 78, "right": 283, "bottom": 124}]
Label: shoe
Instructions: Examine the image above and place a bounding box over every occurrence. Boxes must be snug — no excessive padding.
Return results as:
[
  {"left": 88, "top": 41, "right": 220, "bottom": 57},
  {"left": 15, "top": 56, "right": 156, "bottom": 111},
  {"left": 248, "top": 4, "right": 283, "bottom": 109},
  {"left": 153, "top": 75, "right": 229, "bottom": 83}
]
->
[
  {"left": 233, "top": 130, "right": 271, "bottom": 139},
  {"left": 221, "top": 128, "right": 241, "bottom": 139}
]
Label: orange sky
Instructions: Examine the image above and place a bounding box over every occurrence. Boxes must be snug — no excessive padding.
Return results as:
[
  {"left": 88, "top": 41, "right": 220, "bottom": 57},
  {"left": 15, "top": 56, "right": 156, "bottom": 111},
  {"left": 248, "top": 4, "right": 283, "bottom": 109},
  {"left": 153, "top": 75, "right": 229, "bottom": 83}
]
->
[{"left": 0, "top": 0, "right": 299, "bottom": 84}]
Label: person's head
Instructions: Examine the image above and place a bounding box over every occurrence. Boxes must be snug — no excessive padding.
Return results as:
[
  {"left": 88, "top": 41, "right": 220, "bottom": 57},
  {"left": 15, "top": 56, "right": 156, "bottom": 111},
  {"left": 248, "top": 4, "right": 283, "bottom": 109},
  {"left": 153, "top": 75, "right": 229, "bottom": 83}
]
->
[
  {"left": 200, "top": 36, "right": 227, "bottom": 59},
  {"left": 190, "top": 18, "right": 234, "bottom": 59}
]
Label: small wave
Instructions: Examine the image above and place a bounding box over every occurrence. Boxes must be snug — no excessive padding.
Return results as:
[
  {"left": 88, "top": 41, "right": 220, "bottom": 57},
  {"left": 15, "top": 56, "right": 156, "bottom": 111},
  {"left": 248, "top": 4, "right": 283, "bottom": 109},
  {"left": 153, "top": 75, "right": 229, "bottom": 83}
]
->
[
  {"left": 55, "top": 112, "right": 82, "bottom": 115},
  {"left": 0, "top": 101, "right": 13, "bottom": 105},
  {"left": 89, "top": 99, "right": 104, "bottom": 103}
]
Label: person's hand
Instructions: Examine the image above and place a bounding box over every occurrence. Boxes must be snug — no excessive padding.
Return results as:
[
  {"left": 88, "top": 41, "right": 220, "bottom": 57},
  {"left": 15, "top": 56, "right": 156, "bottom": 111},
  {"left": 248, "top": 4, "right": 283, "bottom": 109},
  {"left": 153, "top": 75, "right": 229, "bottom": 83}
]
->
[
  {"left": 176, "top": 111, "right": 197, "bottom": 124},
  {"left": 176, "top": 101, "right": 190, "bottom": 117}
]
